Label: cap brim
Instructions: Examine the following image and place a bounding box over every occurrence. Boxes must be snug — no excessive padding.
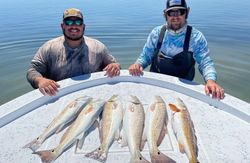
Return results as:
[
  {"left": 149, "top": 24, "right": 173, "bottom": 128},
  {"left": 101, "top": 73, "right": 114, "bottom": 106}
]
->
[
  {"left": 165, "top": 6, "right": 187, "bottom": 12},
  {"left": 63, "top": 16, "right": 83, "bottom": 20}
]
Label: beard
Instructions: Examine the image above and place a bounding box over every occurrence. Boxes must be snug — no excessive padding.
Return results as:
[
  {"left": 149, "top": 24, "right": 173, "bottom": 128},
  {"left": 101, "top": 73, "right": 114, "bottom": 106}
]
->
[
  {"left": 167, "top": 19, "right": 187, "bottom": 31},
  {"left": 63, "top": 29, "right": 83, "bottom": 41},
  {"left": 168, "top": 24, "right": 183, "bottom": 31}
]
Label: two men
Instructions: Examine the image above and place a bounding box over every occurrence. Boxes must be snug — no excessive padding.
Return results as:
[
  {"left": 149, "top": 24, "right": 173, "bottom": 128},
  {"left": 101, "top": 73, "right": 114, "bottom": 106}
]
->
[{"left": 27, "top": 1, "right": 224, "bottom": 99}]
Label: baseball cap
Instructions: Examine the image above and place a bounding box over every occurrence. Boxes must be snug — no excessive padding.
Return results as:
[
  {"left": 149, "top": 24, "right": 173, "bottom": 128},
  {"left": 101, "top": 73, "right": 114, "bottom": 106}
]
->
[
  {"left": 166, "top": 0, "right": 188, "bottom": 12},
  {"left": 63, "top": 8, "right": 83, "bottom": 20}
]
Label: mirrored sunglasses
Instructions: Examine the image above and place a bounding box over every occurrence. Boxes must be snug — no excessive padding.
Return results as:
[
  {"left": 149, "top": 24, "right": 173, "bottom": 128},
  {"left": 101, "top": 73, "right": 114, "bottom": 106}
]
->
[
  {"left": 64, "top": 19, "right": 83, "bottom": 26},
  {"left": 167, "top": 9, "right": 186, "bottom": 17}
]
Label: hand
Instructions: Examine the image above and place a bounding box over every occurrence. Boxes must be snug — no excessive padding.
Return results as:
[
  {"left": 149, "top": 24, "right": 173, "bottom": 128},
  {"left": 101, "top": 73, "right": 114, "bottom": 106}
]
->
[
  {"left": 205, "top": 79, "right": 225, "bottom": 100},
  {"left": 128, "top": 63, "right": 143, "bottom": 76},
  {"left": 35, "top": 77, "right": 60, "bottom": 96},
  {"left": 103, "top": 63, "right": 121, "bottom": 77}
]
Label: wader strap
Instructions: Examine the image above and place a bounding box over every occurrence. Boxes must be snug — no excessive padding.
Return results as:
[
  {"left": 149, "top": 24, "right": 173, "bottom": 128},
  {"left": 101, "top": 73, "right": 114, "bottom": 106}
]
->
[
  {"left": 156, "top": 25, "right": 192, "bottom": 52},
  {"left": 156, "top": 25, "right": 167, "bottom": 50},
  {"left": 183, "top": 25, "right": 192, "bottom": 52}
]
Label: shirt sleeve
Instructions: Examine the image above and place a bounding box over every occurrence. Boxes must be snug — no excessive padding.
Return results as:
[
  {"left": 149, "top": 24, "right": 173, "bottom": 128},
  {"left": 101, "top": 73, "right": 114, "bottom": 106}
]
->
[
  {"left": 192, "top": 30, "right": 217, "bottom": 82},
  {"left": 100, "top": 43, "right": 117, "bottom": 66},
  {"left": 135, "top": 26, "right": 161, "bottom": 69},
  {"left": 26, "top": 44, "right": 48, "bottom": 88}
]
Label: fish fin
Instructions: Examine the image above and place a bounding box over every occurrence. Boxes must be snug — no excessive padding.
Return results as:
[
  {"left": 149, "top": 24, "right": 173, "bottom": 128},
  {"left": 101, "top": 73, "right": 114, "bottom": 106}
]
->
[
  {"left": 55, "top": 115, "right": 78, "bottom": 134},
  {"left": 178, "top": 142, "right": 185, "bottom": 153},
  {"left": 120, "top": 137, "right": 128, "bottom": 147},
  {"left": 33, "top": 149, "right": 57, "bottom": 163},
  {"left": 99, "top": 118, "right": 104, "bottom": 143},
  {"left": 140, "top": 140, "right": 146, "bottom": 151},
  {"left": 157, "top": 125, "right": 167, "bottom": 146},
  {"left": 150, "top": 150, "right": 176, "bottom": 163},
  {"left": 114, "top": 128, "right": 120, "bottom": 140},
  {"left": 116, "top": 123, "right": 123, "bottom": 143},
  {"left": 55, "top": 123, "right": 65, "bottom": 134},
  {"left": 90, "top": 120, "right": 99, "bottom": 132},
  {"left": 23, "top": 138, "right": 42, "bottom": 152},
  {"left": 168, "top": 104, "right": 181, "bottom": 112},
  {"left": 75, "top": 133, "right": 87, "bottom": 151},
  {"left": 165, "top": 111, "right": 169, "bottom": 128},
  {"left": 76, "top": 120, "right": 99, "bottom": 151},
  {"left": 98, "top": 120, "right": 103, "bottom": 143},
  {"left": 140, "top": 128, "right": 147, "bottom": 150},
  {"left": 119, "top": 129, "right": 128, "bottom": 147},
  {"left": 85, "top": 146, "right": 107, "bottom": 163}
]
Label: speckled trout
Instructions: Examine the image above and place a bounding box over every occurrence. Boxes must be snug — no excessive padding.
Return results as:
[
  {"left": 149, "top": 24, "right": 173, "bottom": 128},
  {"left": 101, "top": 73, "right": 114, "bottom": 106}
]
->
[
  {"left": 85, "top": 95, "right": 123, "bottom": 163},
  {"left": 169, "top": 98, "right": 198, "bottom": 163},
  {"left": 33, "top": 98, "right": 105, "bottom": 163},
  {"left": 121, "top": 95, "right": 150, "bottom": 163},
  {"left": 142, "top": 96, "right": 176, "bottom": 163},
  {"left": 23, "top": 96, "right": 92, "bottom": 152}
]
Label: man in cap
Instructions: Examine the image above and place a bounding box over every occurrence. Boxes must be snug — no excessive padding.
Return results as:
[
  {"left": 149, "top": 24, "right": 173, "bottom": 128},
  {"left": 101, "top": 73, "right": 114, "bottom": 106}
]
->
[
  {"left": 129, "top": 0, "right": 225, "bottom": 99},
  {"left": 27, "top": 8, "right": 120, "bottom": 96}
]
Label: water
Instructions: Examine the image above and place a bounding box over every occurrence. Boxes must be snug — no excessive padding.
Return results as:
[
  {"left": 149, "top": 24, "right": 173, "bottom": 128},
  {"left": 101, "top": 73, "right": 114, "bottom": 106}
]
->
[{"left": 0, "top": 0, "right": 250, "bottom": 105}]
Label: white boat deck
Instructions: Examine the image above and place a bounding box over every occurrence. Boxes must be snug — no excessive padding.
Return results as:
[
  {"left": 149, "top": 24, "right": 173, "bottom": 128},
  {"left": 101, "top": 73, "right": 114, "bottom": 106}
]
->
[{"left": 0, "top": 70, "right": 249, "bottom": 163}]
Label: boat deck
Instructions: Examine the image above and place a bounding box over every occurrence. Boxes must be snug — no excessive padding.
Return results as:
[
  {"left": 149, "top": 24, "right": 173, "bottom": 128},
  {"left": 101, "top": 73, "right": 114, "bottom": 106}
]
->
[{"left": 0, "top": 70, "right": 249, "bottom": 163}]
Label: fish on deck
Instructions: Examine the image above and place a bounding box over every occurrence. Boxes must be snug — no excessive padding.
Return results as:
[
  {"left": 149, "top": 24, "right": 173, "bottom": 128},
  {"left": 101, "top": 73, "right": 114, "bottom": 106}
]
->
[{"left": 169, "top": 97, "right": 199, "bottom": 163}]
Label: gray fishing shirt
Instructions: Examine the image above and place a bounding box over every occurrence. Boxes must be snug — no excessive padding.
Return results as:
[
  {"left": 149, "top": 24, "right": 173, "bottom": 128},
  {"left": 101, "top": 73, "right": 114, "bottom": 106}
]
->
[{"left": 27, "top": 36, "right": 116, "bottom": 88}]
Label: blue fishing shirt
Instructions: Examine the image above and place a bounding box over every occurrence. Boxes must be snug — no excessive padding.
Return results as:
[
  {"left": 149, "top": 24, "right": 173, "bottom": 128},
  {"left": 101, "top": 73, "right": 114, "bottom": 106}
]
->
[{"left": 135, "top": 24, "right": 217, "bottom": 82}]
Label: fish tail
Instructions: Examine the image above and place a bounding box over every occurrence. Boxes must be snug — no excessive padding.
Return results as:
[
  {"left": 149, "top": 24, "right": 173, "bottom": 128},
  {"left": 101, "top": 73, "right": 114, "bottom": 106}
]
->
[
  {"left": 129, "top": 157, "right": 150, "bottom": 163},
  {"left": 23, "top": 138, "right": 41, "bottom": 152},
  {"left": 33, "top": 149, "right": 57, "bottom": 163},
  {"left": 150, "top": 151, "right": 176, "bottom": 163},
  {"left": 85, "top": 147, "right": 107, "bottom": 163},
  {"left": 130, "top": 151, "right": 150, "bottom": 163},
  {"left": 189, "top": 157, "right": 199, "bottom": 163}
]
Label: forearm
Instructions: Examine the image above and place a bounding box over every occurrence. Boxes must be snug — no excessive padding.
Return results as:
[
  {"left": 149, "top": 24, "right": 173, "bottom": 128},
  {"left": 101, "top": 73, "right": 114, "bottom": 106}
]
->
[
  {"left": 26, "top": 68, "right": 43, "bottom": 88},
  {"left": 201, "top": 65, "right": 217, "bottom": 82},
  {"left": 135, "top": 26, "right": 160, "bottom": 69},
  {"left": 197, "top": 54, "right": 217, "bottom": 82},
  {"left": 135, "top": 47, "right": 156, "bottom": 69}
]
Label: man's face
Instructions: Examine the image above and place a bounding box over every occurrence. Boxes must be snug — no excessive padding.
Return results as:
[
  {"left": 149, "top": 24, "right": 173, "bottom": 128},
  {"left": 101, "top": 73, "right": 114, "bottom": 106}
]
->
[
  {"left": 164, "top": 8, "right": 188, "bottom": 31},
  {"left": 61, "top": 17, "right": 85, "bottom": 41}
]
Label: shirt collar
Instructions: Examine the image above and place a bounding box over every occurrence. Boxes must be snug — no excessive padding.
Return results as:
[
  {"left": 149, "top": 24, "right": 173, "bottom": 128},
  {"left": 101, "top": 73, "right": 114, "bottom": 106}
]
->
[{"left": 64, "top": 37, "right": 85, "bottom": 51}]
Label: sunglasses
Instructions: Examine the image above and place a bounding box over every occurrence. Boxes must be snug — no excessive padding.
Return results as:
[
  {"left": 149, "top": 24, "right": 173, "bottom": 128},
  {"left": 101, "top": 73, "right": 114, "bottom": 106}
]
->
[
  {"left": 64, "top": 19, "right": 83, "bottom": 26},
  {"left": 167, "top": 9, "right": 186, "bottom": 17}
]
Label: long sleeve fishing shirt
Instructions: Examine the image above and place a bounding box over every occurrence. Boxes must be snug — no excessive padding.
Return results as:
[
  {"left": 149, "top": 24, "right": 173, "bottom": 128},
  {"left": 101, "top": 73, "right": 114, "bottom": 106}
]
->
[
  {"left": 27, "top": 36, "right": 116, "bottom": 88},
  {"left": 135, "top": 24, "right": 217, "bottom": 82}
]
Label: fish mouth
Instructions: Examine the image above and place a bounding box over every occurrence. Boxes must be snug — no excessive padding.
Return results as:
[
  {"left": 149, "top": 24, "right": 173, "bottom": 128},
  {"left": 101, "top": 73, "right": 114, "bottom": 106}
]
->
[
  {"left": 129, "top": 95, "right": 141, "bottom": 104},
  {"left": 108, "top": 95, "right": 119, "bottom": 102}
]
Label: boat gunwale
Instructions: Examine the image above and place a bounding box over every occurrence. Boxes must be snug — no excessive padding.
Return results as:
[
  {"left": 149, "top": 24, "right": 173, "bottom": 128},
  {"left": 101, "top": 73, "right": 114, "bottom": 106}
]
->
[{"left": 0, "top": 70, "right": 249, "bottom": 128}]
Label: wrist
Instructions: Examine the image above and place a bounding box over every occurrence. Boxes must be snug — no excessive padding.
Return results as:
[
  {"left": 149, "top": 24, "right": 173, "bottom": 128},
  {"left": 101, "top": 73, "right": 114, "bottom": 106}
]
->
[
  {"left": 34, "top": 76, "right": 44, "bottom": 87},
  {"left": 206, "top": 79, "right": 216, "bottom": 84}
]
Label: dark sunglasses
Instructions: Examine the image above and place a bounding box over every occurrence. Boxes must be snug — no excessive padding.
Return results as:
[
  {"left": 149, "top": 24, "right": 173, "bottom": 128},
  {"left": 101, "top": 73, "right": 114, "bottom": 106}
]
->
[
  {"left": 64, "top": 19, "right": 83, "bottom": 26},
  {"left": 167, "top": 9, "right": 186, "bottom": 17}
]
